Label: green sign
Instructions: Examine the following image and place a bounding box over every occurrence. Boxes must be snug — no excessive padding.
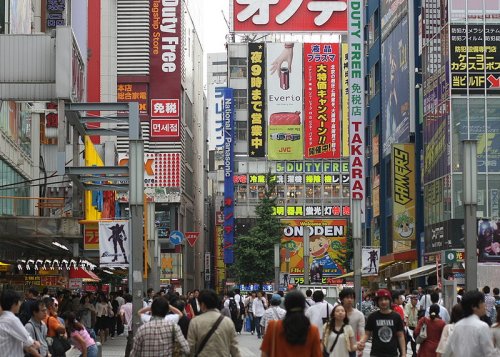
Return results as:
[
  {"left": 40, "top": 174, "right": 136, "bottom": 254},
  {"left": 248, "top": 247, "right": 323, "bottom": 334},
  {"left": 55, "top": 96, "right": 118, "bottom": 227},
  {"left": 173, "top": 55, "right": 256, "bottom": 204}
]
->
[{"left": 444, "top": 250, "right": 464, "bottom": 264}]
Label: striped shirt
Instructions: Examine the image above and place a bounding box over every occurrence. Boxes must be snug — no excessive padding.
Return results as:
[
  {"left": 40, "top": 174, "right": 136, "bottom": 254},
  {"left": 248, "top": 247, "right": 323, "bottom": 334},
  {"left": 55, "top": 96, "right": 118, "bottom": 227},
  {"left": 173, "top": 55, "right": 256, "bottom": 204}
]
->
[
  {"left": 0, "top": 310, "right": 35, "bottom": 357},
  {"left": 130, "top": 317, "right": 189, "bottom": 357}
]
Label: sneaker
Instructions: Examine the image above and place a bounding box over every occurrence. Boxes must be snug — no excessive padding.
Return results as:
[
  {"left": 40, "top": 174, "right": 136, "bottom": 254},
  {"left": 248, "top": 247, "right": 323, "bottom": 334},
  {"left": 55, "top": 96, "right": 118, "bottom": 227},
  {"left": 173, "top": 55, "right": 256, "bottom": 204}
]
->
[{"left": 251, "top": 331, "right": 254, "bottom": 335}]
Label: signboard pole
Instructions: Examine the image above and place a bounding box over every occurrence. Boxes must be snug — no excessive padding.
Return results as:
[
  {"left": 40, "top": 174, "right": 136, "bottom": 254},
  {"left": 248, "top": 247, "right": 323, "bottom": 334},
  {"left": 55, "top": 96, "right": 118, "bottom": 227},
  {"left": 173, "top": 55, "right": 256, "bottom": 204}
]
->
[
  {"left": 303, "top": 228, "right": 310, "bottom": 285},
  {"left": 274, "top": 243, "right": 280, "bottom": 291},
  {"left": 463, "top": 140, "right": 478, "bottom": 292},
  {"left": 352, "top": 199, "right": 362, "bottom": 307}
]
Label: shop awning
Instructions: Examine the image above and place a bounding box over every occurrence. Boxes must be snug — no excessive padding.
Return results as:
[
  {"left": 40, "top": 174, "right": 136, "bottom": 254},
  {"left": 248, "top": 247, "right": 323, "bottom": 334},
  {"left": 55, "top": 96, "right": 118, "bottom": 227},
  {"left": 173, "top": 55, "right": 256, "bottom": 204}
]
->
[
  {"left": 69, "top": 268, "right": 100, "bottom": 282},
  {"left": 391, "top": 264, "right": 440, "bottom": 282},
  {"left": 336, "top": 261, "right": 397, "bottom": 279}
]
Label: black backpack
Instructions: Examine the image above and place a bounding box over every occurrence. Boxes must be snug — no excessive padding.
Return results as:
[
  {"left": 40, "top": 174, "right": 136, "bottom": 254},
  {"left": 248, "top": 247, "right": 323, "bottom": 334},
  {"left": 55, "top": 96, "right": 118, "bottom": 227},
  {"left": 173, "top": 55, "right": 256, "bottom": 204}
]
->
[{"left": 228, "top": 298, "right": 238, "bottom": 321}]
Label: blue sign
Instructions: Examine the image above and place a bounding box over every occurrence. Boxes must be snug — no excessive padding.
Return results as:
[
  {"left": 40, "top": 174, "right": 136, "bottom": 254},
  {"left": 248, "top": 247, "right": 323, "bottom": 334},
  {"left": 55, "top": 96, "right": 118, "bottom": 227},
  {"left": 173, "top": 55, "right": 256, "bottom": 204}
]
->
[
  {"left": 223, "top": 88, "right": 235, "bottom": 264},
  {"left": 169, "top": 230, "right": 184, "bottom": 245}
]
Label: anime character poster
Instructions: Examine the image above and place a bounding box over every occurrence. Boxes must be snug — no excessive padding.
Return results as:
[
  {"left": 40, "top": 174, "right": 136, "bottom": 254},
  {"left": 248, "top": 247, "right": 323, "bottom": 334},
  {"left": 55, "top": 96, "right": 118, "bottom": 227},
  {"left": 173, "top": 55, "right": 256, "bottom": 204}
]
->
[
  {"left": 478, "top": 219, "right": 500, "bottom": 264},
  {"left": 99, "top": 221, "right": 130, "bottom": 268},
  {"left": 362, "top": 247, "right": 380, "bottom": 276},
  {"left": 280, "top": 219, "right": 347, "bottom": 283}
]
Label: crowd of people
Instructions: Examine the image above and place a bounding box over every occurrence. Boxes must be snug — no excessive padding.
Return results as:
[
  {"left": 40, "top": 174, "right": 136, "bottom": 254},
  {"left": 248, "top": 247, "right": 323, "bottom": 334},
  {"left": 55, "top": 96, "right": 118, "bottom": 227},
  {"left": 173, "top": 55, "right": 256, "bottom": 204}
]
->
[{"left": 0, "top": 284, "right": 499, "bottom": 356}]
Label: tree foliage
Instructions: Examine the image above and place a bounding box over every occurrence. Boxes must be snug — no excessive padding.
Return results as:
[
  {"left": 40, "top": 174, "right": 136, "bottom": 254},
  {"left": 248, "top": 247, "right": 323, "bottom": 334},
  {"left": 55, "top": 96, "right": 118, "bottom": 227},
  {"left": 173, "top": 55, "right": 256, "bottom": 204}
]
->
[{"left": 231, "top": 172, "right": 283, "bottom": 285}]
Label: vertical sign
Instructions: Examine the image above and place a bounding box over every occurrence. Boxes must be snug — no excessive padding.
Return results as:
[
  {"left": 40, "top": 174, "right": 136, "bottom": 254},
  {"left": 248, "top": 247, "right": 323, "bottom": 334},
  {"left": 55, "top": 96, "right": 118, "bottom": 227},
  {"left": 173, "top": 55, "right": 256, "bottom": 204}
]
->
[
  {"left": 348, "top": 1, "right": 365, "bottom": 221},
  {"left": 392, "top": 144, "right": 416, "bottom": 252},
  {"left": 362, "top": 247, "right": 380, "bottom": 276},
  {"left": 223, "top": 88, "right": 235, "bottom": 264},
  {"left": 341, "top": 43, "right": 349, "bottom": 157},
  {"left": 204, "top": 252, "right": 211, "bottom": 282},
  {"left": 266, "top": 43, "right": 304, "bottom": 160},
  {"left": 248, "top": 43, "right": 266, "bottom": 157},
  {"left": 304, "top": 43, "right": 340, "bottom": 159},
  {"left": 149, "top": 0, "right": 181, "bottom": 141}
]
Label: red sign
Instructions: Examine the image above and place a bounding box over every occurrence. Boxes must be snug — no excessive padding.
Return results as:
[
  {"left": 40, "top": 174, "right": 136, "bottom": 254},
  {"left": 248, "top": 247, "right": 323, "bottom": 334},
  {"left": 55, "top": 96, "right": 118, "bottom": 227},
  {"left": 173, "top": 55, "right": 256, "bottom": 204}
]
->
[
  {"left": 117, "top": 82, "right": 149, "bottom": 120},
  {"left": 233, "top": 0, "right": 348, "bottom": 33},
  {"left": 151, "top": 119, "right": 180, "bottom": 138},
  {"left": 150, "top": 0, "right": 181, "bottom": 141},
  {"left": 304, "top": 43, "right": 340, "bottom": 158},
  {"left": 185, "top": 232, "right": 200, "bottom": 247}
]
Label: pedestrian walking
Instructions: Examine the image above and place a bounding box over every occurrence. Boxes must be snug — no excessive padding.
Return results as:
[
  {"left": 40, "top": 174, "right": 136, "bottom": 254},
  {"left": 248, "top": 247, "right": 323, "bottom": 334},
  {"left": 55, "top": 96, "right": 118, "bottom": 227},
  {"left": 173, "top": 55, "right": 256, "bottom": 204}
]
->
[
  {"left": 244, "top": 291, "right": 256, "bottom": 334},
  {"left": 483, "top": 286, "right": 496, "bottom": 325},
  {"left": 24, "top": 299, "right": 50, "bottom": 357},
  {"left": 414, "top": 304, "right": 445, "bottom": 357},
  {"left": 404, "top": 295, "right": 419, "bottom": 356},
  {"left": 305, "top": 289, "right": 335, "bottom": 341},
  {"left": 357, "top": 289, "right": 406, "bottom": 357},
  {"left": 130, "top": 296, "right": 189, "bottom": 357},
  {"left": 260, "top": 290, "right": 322, "bottom": 357},
  {"left": 187, "top": 289, "right": 240, "bottom": 357},
  {"left": 63, "top": 312, "right": 98, "bottom": 357},
  {"left": 491, "top": 306, "right": 500, "bottom": 349},
  {"left": 442, "top": 290, "right": 498, "bottom": 357},
  {"left": 225, "top": 291, "right": 242, "bottom": 334},
  {"left": 323, "top": 304, "right": 356, "bottom": 357},
  {"left": 189, "top": 289, "right": 202, "bottom": 316},
  {"left": 78, "top": 294, "right": 96, "bottom": 337},
  {"left": 95, "top": 294, "right": 113, "bottom": 344},
  {"left": 436, "top": 304, "right": 463, "bottom": 357},
  {"left": 305, "top": 289, "right": 315, "bottom": 311},
  {"left": 260, "top": 294, "right": 286, "bottom": 335},
  {"left": 0, "top": 290, "right": 41, "bottom": 357},
  {"left": 252, "top": 290, "right": 267, "bottom": 339},
  {"left": 19, "top": 287, "right": 40, "bottom": 325},
  {"left": 119, "top": 293, "right": 134, "bottom": 357},
  {"left": 339, "top": 288, "right": 365, "bottom": 357},
  {"left": 425, "top": 292, "right": 450, "bottom": 324}
]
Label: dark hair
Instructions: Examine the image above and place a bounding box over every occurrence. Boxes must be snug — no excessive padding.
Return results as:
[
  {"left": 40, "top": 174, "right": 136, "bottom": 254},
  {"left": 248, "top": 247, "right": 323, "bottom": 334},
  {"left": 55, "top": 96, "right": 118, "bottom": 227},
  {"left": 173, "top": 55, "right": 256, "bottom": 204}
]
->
[
  {"left": 277, "top": 291, "right": 284, "bottom": 298},
  {"left": 493, "top": 288, "right": 499, "bottom": 295},
  {"left": 328, "top": 304, "right": 349, "bottom": 331},
  {"left": 450, "top": 304, "right": 463, "bottom": 324},
  {"left": 63, "top": 311, "right": 84, "bottom": 333},
  {"left": 496, "top": 306, "right": 500, "bottom": 325},
  {"left": 461, "top": 291, "right": 485, "bottom": 317},
  {"left": 42, "top": 287, "right": 49, "bottom": 295},
  {"left": 124, "top": 294, "right": 133, "bottom": 303},
  {"left": 391, "top": 290, "right": 400, "bottom": 302},
  {"left": 234, "top": 288, "right": 240, "bottom": 295},
  {"left": 429, "top": 304, "right": 440, "bottom": 320},
  {"left": 151, "top": 296, "right": 170, "bottom": 317},
  {"left": 339, "top": 288, "right": 355, "bottom": 301},
  {"left": 31, "top": 300, "right": 46, "bottom": 315},
  {"left": 430, "top": 292, "right": 439, "bottom": 304},
  {"left": 198, "top": 289, "right": 220, "bottom": 310},
  {"left": 483, "top": 286, "right": 491, "bottom": 294},
  {"left": 42, "top": 297, "right": 54, "bottom": 309},
  {"left": 312, "top": 290, "right": 324, "bottom": 303},
  {"left": 28, "top": 287, "right": 39, "bottom": 297},
  {"left": 1, "top": 290, "right": 21, "bottom": 311},
  {"left": 305, "top": 289, "right": 312, "bottom": 297},
  {"left": 283, "top": 290, "right": 309, "bottom": 345},
  {"left": 147, "top": 288, "right": 154, "bottom": 294},
  {"left": 171, "top": 298, "right": 185, "bottom": 312},
  {"left": 227, "top": 291, "right": 235, "bottom": 298}
]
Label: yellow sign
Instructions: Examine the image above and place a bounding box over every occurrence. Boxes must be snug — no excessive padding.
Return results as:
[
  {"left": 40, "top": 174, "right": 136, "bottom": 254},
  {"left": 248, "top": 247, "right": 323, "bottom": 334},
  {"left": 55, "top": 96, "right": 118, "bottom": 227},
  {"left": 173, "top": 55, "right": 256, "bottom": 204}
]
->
[
  {"left": 392, "top": 144, "right": 416, "bottom": 252},
  {"left": 341, "top": 43, "right": 349, "bottom": 157},
  {"left": 215, "top": 225, "right": 225, "bottom": 294}
]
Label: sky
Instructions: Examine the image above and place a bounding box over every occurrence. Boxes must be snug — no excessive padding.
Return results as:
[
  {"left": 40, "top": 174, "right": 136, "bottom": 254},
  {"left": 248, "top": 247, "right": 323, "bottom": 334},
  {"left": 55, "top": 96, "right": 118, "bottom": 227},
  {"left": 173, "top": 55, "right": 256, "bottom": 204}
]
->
[{"left": 201, "top": 0, "right": 230, "bottom": 54}]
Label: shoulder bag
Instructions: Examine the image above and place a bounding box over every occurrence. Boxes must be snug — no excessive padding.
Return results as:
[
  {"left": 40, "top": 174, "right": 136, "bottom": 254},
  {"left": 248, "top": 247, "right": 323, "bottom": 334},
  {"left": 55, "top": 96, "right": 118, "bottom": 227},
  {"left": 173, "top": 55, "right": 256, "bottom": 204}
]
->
[
  {"left": 194, "top": 314, "right": 225, "bottom": 356},
  {"left": 322, "top": 303, "right": 330, "bottom": 324},
  {"left": 24, "top": 322, "right": 39, "bottom": 357},
  {"left": 323, "top": 324, "right": 344, "bottom": 357},
  {"left": 47, "top": 317, "right": 71, "bottom": 357},
  {"left": 416, "top": 318, "right": 428, "bottom": 344}
]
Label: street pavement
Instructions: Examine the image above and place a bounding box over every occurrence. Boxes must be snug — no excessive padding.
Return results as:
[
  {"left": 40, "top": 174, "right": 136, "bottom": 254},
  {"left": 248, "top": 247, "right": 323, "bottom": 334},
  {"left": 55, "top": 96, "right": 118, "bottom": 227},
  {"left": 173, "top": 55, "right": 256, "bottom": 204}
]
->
[{"left": 89, "top": 331, "right": 415, "bottom": 357}]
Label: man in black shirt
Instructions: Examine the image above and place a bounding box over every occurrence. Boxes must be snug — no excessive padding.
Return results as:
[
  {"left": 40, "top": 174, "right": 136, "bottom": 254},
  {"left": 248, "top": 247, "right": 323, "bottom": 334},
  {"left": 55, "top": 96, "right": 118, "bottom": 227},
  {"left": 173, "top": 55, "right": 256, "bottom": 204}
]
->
[{"left": 358, "top": 289, "right": 406, "bottom": 357}]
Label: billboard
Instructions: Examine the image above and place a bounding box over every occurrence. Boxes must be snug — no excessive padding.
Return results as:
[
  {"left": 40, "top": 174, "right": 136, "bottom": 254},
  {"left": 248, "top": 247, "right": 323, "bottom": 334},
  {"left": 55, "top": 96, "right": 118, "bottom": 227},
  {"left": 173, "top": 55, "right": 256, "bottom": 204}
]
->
[
  {"left": 266, "top": 43, "right": 304, "bottom": 160},
  {"left": 207, "top": 85, "right": 226, "bottom": 151},
  {"left": 341, "top": 43, "right": 349, "bottom": 157},
  {"left": 223, "top": 88, "right": 235, "bottom": 264},
  {"left": 362, "top": 247, "right": 380, "bottom": 276},
  {"left": 381, "top": 16, "right": 410, "bottom": 156},
  {"left": 248, "top": 42, "right": 266, "bottom": 157},
  {"left": 280, "top": 219, "right": 347, "bottom": 282},
  {"left": 233, "top": 0, "right": 347, "bottom": 33},
  {"left": 380, "top": 0, "right": 407, "bottom": 40},
  {"left": 424, "top": 219, "right": 464, "bottom": 254},
  {"left": 99, "top": 221, "right": 130, "bottom": 268},
  {"left": 392, "top": 144, "right": 416, "bottom": 253},
  {"left": 304, "top": 43, "right": 340, "bottom": 159},
  {"left": 450, "top": 24, "right": 500, "bottom": 93},
  {"left": 478, "top": 219, "right": 500, "bottom": 264},
  {"left": 149, "top": 0, "right": 181, "bottom": 141},
  {"left": 214, "top": 222, "right": 226, "bottom": 293},
  {"left": 117, "top": 82, "right": 148, "bottom": 120}
]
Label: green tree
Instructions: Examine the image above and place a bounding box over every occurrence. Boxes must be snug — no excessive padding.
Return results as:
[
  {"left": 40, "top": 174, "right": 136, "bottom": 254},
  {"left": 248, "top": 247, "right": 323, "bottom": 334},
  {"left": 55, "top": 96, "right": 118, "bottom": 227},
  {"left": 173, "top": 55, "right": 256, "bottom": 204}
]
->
[{"left": 231, "top": 172, "right": 283, "bottom": 285}]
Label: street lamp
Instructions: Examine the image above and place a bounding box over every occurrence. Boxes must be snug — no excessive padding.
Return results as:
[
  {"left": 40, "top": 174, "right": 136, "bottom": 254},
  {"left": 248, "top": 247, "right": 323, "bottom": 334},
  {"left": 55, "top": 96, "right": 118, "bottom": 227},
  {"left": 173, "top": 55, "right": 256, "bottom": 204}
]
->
[
  {"left": 462, "top": 139, "right": 477, "bottom": 292},
  {"left": 274, "top": 243, "right": 280, "bottom": 292}
]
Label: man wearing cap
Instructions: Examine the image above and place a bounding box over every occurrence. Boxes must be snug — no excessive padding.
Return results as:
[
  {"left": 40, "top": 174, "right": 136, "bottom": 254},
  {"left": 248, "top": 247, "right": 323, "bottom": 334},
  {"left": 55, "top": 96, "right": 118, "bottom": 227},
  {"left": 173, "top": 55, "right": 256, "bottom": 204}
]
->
[
  {"left": 358, "top": 289, "right": 406, "bottom": 357},
  {"left": 259, "top": 294, "right": 286, "bottom": 335}
]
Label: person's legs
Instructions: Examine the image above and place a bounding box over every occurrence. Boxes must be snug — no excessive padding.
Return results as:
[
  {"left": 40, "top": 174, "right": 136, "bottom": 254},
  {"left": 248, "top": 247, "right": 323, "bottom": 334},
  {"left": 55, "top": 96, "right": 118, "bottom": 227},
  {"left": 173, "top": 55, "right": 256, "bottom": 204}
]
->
[
  {"left": 249, "top": 312, "right": 255, "bottom": 334},
  {"left": 254, "top": 316, "right": 262, "bottom": 338},
  {"left": 125, "top": 331, "right": 134, "bottom": 357},
  {"left": 86, "top": 344, "right": 98, "bottom": 357}
]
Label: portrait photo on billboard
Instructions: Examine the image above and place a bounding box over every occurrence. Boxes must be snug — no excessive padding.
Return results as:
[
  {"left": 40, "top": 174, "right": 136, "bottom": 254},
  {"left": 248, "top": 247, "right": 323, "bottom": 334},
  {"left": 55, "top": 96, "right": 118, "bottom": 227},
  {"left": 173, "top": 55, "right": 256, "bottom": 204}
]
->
[
  {"left": 381, "top": 16, "right": 410, "bottom": 156},
  {"left": 478, "top": 219, "right": 500, "bottom": 263}
]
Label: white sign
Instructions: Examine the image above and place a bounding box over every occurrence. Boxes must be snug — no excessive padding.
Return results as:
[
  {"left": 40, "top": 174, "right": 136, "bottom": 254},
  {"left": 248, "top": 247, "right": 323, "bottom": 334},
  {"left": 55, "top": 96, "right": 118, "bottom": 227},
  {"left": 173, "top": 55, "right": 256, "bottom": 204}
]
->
[
  {"left": 68, "top": 278, "right": 83, "bottom": 290},
  {"left": 362, "top": 247, "right": 380, "bottom": 277},
  {"left": 204, "top": 252, "right": 211, "bottom": 282},
  {"left": 99, "top": 221, "right": 130, "bottom": 268}
]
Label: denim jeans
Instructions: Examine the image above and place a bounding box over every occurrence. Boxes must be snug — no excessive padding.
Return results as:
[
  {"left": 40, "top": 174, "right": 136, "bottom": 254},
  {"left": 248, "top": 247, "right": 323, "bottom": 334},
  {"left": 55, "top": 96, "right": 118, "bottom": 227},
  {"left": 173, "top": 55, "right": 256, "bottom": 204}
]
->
[
  {"left": 82, "top": 344, "right": 98, "bottom": 357},
  {"left": 254, "top": 316, "right": 263, "bottom": 337},
  {"left": 248, "top": 312, "right": 255, "bottom": 332}
]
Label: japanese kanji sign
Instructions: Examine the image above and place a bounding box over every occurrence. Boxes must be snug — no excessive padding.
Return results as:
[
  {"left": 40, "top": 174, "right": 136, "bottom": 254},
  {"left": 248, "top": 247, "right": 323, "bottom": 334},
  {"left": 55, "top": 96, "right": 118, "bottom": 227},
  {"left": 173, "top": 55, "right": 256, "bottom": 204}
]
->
[
  {"left": 150, "top": 0, "right": 181, "bottom": 141},
  {"left": 450, "top": 24, "right": 500, "bottom": 93},
  {"left": 248, "top": 43, "right": 266, "bottom": 157},
  {"left": 304, "top": 43, "right": 340, "bottom": 159},
  {"left": 233, "top": 0, "right": 348, "bottom": 33},
  {"left": 223, "top": 88, "right": 235, "bottom": 264},
  {"left": 117, "top": 82, "right": 148, "bottom": 120}
]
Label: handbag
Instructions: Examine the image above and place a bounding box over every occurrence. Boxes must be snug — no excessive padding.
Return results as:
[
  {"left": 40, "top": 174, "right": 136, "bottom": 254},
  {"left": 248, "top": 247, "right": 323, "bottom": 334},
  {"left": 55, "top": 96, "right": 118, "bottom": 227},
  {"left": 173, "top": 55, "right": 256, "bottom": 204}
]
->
[
  {"left": 171, "top": 324, "right": 184, "bottom": 357},
  {"left": 323, "top": 324, "right": 344, "bottom": 357},
  {"left": 48, "top": 333, "right": 71, "bottom": 357},
  {"left": 416, "top": 319, "right": 428, "bottom": 344}
]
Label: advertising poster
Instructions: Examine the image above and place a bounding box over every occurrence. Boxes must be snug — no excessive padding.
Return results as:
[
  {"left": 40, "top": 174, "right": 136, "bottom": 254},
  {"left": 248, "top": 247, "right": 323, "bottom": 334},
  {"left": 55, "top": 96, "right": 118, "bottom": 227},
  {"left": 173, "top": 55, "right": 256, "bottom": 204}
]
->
[
  {"left": 423, "top": 108, "right": 449, "bottom": 182},
  {"left": 341, "top": 43, "right": 349, "bottom": 157},
  {"left": 98, "top": 221, "right": 130, "bottom": 268},
  {"left": 304, "top": 43, "right": 340, "bottom": 159},
  {"left": 248, "top": 43, "right": 265, "bottom": 157},
  {"left": 149, "top": 0, "right": 181, "bottom": 141},
  {"left": 450, "top": 24, "right": 500, "bottom": 93},
  {"left": 266, "top": 43, "right": 304, "bottom": 160},
  {"left": 223, "top": 88, "right": 235, "bottom": 264},
  {"left": 280, "top": 219, "right": 347, "bottom": 282},
  {"left": 392, "top": 144, "right": 416, "bottom": 253},
  {"left": 117, "top": 82, "right": 148, "bottom": 120},
  {"left": 233, "top": 0, "right": 348, "bottom": 33},
  {"left": 424, "top": 219, "right": 464, "bottom": 253},
  {"left": 214, "top": 224, "right": 225, "bottom": 293},
  {"left": 478, "top": 219, "right": 500, "bottom": 264},
  {"left": 362, "top": 247, "right": 380, "bottom": 276},
  {"left": 84, "top": 223, "right": 99, "bottom": 251},
  {"left": 380, "top": 0, "right": 408, "bottom": 40},
  {"left": 381, "top": 16, "right": 410, "bottom": 156}
]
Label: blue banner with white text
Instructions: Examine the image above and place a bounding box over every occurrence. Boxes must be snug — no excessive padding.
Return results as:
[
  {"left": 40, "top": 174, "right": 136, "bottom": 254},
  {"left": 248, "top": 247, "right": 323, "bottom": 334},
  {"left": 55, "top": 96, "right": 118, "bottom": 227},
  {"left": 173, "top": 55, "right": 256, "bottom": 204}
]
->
[{"left": 223, "top": 88, "right": 235, "bottom": 264}]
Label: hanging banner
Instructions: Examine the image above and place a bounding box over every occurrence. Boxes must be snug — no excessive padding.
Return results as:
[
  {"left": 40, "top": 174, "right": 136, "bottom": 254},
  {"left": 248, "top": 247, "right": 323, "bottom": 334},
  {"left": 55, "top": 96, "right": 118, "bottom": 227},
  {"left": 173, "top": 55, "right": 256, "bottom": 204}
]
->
[
  {"left": 392, "top": 144, "right": 416, "bottom": 252},
  {"left": 248, "top": 42, "right": 266, "bottom": 157},
  {"left": 362, "top": 247, "right": 380, "bottom": 276},
  {"left": 266, "top": 43, "right": 304, "bottom": 160},
  {"left": 478, "top": 219, "right": 500, "bottom": 264},
  {"left": 304, "top": 43, "right": 340, "bottom": 159},
  {"left": 341, "top": 43, "right": 349, "bottom": 157},
  {"left": 98, "top": 221, "right": 130, "bottom": 268},
  {"left": 84, "top": 223, "right": 99, "bottom": 251},
  {"left": 223, "top": 88, "right": 235, "bottom": 264}
]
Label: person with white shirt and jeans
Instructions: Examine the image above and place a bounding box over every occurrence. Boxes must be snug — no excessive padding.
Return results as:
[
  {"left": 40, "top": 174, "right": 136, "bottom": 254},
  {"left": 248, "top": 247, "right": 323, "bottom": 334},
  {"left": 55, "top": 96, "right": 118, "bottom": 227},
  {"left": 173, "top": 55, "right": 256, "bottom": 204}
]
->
[
  {"left": 119, "top": 294, "right": 134, "bottom": 357},
  {"left": 252, "top": 290, "right": 267, "bottom": 339},
  {"left": 305, "top": 289, "right": 315, "bottom": 311},
  {"left": 0, "top": 290, "right": 41, "bottom": 357},
  {"left": 305, "top": 290, "right": 335, "bottom": 341},
  {"left": 443, "top": 290, "right": 499, "bottom": 357},
  {"left": 425, "top": 292, "right": 451, "bottom": 323},
  {"left": 339, "top": 288, "right": 365, "bottom": 357}
]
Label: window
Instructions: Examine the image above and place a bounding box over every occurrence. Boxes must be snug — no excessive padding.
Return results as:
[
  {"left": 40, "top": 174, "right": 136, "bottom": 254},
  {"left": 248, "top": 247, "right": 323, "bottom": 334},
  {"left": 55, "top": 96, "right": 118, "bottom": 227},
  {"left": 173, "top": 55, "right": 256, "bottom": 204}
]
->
[
  {"left": 230, "top": 58, "right": 247, "bottom": 78},
  {"left": 233, "top": 89, "right": 247, "bottom": 110},
  {"left": 212, "top": 61, "right": 227, "bottom": 66},
  {"left": 235, "top": 121, "right": 247, "bottom": 141},
  {"left": 237, "top": 185, "right": 247, "bottom": 200}
]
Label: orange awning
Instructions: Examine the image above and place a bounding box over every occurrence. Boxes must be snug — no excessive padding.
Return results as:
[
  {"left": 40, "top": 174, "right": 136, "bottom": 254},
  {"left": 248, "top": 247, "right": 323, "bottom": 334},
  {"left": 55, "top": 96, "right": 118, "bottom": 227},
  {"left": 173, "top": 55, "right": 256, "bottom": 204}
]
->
[{"left": 69, "top": 268, "right": 100, "bottom": 282}]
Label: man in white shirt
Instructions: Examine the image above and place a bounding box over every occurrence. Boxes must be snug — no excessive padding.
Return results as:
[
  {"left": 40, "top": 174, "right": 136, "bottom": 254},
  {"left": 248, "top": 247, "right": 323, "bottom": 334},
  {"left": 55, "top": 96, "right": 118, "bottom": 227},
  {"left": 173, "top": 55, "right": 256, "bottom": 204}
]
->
[
  {"left": 339, "top": 288, "right": 365, "bottom": 357},
  {"left": 424, "top": 292, "right": 450, "bottom": 323},
  {"left": 0, "top": 290, "right": 41, "bottom": 357},
  {"left": 443, "top": 290, "right": 499, "bottom": 357},
  {"left": 305, "top": 290, "right": 335, "bottom": 340},
  {"left": 260, "top": 294, "right": 286, "bottom": 334},
  {"left": 251, "top": 291, "right": 267, "bottom": 339},
  {"left": 305, "top": 289, "right": 315, "bottom": 311}
]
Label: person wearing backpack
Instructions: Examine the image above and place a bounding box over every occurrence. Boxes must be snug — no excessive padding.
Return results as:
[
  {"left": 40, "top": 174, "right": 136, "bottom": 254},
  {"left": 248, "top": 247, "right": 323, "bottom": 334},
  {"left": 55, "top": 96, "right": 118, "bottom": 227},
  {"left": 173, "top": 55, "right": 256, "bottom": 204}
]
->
[
  {"left": 252, "top": 290, "right": 268, "bottom": 339},
  {"left": 19, "top": 288, "right": 40, "bottom": 326},
  {"left": 226, "top": 292, "right": 240, "bottom": 332}
]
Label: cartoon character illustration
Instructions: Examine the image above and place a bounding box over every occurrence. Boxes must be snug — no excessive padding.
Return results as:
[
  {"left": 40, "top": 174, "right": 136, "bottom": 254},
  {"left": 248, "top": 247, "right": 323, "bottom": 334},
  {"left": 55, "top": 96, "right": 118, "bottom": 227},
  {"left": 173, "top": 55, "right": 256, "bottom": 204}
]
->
[
  {"left": 107, "top": 223, "right": 129, "bottom": 264},
  {"left": 309, "top": 235, "right": 344, "bottom": 281},
  {"left": 367, "top": 249, "right": 378, "bottom": 274},
  {"left": 395, "top": 211, "right": 414, "bottom": 239}
]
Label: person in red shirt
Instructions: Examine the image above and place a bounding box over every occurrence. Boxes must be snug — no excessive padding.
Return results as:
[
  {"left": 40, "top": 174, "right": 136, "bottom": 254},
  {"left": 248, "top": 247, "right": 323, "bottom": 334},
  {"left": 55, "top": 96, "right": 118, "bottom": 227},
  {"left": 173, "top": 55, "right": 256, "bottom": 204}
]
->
[
  {"left": 414, "top": 304, "right": 446, "bottom": 357},
  {"left": 392, "top": 291, "right": 405, "bottom": 322}
]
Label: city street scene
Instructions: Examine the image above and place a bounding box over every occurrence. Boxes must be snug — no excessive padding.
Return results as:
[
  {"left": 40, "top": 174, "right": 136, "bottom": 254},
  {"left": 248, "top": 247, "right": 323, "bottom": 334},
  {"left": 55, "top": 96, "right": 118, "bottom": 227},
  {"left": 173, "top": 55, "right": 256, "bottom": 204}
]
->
[{"left": 0, "top": 0, "right": 500, "bottom": 356}]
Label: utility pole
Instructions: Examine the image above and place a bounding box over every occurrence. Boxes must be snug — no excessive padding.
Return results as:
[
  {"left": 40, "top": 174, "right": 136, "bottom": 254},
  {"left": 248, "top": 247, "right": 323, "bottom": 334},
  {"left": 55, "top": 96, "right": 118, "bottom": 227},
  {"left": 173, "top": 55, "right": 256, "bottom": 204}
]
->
[
  {"left": 352, "top": 200, "right": 362, "bottom": 306},
  {"left": 303, "top": 227, "right": 310, "bottom": 285},
  {"left": 462, "top": 140, "right": 477, "bottom": 292}
]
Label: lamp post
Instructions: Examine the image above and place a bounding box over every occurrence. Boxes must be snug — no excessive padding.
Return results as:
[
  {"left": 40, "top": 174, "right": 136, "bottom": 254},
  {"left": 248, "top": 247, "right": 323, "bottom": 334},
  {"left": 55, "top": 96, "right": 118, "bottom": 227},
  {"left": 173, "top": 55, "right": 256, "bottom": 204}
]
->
[
  {"left": 303, "top": 227, "right": 310, "bottom": 285},
  {"left": 462, "top": 140, "right": 477, "bottom": 292},
  {"left": 274, "top": 243, "right": 280, "bottom": 292}
]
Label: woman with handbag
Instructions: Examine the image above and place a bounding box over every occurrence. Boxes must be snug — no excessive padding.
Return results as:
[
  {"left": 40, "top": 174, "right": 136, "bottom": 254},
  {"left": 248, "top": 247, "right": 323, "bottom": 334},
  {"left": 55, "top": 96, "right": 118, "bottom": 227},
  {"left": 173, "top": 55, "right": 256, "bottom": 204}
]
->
[
  {"left": 260, "top": 290, "right": 322, "bottom": 357},
  {"left": 63, "top": 312, "right": 98, "bottom": 357},
  {"left": 95, "top": 294, "right": 112, "bottom": 344},
  {"left": 322, "top": 305, "right": 356, "bottom": 357},
  {"left": 414, "top": 304, "right": 445, "bottom": 357}
]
